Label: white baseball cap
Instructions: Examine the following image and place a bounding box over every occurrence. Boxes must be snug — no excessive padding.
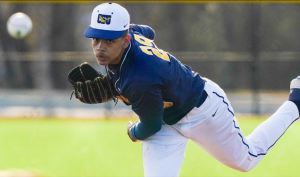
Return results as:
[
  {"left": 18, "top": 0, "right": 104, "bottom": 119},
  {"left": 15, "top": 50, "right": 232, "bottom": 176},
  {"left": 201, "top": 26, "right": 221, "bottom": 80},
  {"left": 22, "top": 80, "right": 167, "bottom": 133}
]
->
[{"left": 84, "top": 2, "right": 130, "bottom": 40}]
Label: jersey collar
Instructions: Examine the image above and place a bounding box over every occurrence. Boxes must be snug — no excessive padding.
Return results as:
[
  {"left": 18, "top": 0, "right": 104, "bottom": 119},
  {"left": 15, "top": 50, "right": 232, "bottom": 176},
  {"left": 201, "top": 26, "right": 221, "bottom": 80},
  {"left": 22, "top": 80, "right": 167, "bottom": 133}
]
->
[{"left": 112, "top": 42, "right": 132, "bottom": 93}]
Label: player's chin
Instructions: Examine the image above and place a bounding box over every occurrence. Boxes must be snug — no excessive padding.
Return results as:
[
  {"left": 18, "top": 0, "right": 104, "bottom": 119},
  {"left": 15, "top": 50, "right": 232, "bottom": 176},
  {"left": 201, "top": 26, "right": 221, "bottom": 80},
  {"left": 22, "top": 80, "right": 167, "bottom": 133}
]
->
[{"left": 96, "top": 58, "right": 109, "bottom": 65}]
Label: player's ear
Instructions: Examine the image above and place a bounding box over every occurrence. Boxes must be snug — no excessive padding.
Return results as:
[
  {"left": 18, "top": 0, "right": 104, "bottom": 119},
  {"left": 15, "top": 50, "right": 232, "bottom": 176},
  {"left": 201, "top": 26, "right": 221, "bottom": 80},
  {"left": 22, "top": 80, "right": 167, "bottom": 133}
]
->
[
  {"left": 122, "top": 34, "right": 131, "bottom": 48},
  {"left": 125, "top": 34, "right": 131, "bottom": 41},
  {"left": 124, "top": 34, "right": 130, "bottom": 43}
]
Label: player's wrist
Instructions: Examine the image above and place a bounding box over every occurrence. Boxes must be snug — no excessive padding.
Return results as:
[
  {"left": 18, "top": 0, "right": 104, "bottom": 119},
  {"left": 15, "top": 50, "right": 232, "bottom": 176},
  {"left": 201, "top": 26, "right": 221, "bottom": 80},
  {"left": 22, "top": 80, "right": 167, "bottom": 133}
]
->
[{"left": 127, "top": 122, "right": 139, "bottom": 142}]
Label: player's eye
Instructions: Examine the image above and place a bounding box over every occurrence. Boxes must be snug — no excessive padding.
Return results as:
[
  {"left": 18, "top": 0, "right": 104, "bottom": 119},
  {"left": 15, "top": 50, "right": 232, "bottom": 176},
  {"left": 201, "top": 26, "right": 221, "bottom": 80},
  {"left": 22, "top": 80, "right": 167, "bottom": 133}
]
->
[
  {"left": 105, "top": 39, "right": 114, "bottom": 44},
  {"left": 92, "top": 38, "right": 101, "bottom": 43},
  {"left": 92, "top": 38, "right": 115, "bottom": 45}
]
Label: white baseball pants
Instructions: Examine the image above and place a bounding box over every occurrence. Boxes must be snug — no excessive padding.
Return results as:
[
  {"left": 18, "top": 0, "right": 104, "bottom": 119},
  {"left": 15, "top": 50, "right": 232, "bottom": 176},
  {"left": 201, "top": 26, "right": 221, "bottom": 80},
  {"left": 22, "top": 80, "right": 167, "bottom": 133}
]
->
[{"left": 142, "top": 79, "right": 299, "bottom": 177}]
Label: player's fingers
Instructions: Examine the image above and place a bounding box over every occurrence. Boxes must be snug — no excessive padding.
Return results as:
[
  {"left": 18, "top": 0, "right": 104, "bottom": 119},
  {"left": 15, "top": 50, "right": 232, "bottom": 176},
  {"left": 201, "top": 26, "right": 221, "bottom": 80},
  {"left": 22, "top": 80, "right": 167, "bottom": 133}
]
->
[
  {"left": 127, "top": 121, "right": 134, "bottom": 128},
  {"left": 104, "top": 77, "right": 115, "bottom": 100},
  {"left": 93, "top": 77, "right": 104, "bottom": 102},
  {"left": 95, "top": 77, "right": 108, "bottom": 101},
  {"left": 86, "top": 80, "right": 97, "bottom": 103},
  {"left": 76, "top": 82, "right": 87, "bottom": 103},
  {"left": 74, "top": 82, "right": 82, "bottom": 99},
  {"left": 68, "top": 66, "right": 85, "bottom": 84}
]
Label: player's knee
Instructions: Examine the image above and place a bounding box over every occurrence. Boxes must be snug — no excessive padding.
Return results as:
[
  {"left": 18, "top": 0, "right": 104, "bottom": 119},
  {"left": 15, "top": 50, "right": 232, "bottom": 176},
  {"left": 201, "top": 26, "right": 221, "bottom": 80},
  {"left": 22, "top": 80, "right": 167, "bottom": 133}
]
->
[
  {"left": 235, "top": 166, "right": 251, "bottom": 172},
  {"left": 231, "top": 163, "right": 254, "bottom": 172},
  {"left": 225, "top": 159, "right": 255, "bottom": 172}
]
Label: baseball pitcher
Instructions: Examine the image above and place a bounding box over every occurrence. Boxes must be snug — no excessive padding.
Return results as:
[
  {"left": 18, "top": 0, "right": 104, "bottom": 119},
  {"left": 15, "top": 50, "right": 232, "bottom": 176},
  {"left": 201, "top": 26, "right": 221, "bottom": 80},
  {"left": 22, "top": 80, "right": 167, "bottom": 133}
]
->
[{"left": 68, "top": 2, "right": 300, "bottom": 177}]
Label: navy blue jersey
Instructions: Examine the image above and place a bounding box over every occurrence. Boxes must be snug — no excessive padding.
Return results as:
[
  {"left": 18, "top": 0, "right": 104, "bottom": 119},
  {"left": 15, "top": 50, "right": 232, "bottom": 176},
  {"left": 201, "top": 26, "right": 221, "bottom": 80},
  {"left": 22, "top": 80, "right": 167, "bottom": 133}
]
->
[{"left": 108, "top": 27, "right": 206, "bottom": 140}]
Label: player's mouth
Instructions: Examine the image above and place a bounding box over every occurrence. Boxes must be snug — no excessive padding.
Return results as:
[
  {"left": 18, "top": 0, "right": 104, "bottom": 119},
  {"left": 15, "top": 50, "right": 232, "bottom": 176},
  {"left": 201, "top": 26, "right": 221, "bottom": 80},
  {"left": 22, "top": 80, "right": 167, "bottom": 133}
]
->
[{"left": 96, "top": 54, "right": 108, "bottom": 64}]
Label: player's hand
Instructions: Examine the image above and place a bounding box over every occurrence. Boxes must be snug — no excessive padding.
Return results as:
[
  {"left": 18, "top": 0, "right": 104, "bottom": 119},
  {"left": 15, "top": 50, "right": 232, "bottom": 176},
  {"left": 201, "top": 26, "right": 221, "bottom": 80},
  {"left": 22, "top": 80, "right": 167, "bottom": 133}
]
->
[
  {"left": 127, "top": 121, "right": 138, "bottom": 142},
  {"left": 68, "top": 62, "right": 118, "bottom": 104}
]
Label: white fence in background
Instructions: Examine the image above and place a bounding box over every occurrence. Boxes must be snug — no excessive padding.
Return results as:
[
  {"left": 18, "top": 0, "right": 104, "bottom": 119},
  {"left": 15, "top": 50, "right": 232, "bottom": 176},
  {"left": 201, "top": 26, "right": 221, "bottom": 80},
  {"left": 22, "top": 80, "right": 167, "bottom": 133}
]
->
[{"left": 0, "top": 89, "right": 288, "bottom": 118}]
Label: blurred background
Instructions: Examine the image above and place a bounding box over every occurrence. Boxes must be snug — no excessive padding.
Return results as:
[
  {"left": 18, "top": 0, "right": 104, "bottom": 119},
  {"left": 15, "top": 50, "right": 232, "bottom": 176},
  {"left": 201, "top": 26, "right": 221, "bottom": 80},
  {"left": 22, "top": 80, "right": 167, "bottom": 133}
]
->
[
  {"left": 1, "top": 2, "right": 300, "bottom": 177},
  {"left": 0, "top": 2, "right": 299, "bottom": 117}
]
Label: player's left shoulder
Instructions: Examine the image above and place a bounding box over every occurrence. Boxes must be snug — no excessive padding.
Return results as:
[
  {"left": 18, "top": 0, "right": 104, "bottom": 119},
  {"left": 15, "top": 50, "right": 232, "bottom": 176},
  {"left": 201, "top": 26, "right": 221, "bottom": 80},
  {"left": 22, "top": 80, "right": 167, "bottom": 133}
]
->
[
  {"left": 129, "top": 24, "right": 155, "bottom": 40},
  {"left": 130, "top": 33, "right": 171, "bottom": 65}
]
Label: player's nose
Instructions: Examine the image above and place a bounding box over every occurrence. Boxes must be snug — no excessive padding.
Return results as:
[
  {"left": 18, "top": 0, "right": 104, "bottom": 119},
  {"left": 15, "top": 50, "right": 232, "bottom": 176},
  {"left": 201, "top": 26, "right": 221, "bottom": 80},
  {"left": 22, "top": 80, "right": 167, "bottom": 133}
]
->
[
  {"left": 95, "top": 40, "right": 103, "bottom": 49},
  {"left": 94, "top": 39, "right": 106, "bottom": 50}
]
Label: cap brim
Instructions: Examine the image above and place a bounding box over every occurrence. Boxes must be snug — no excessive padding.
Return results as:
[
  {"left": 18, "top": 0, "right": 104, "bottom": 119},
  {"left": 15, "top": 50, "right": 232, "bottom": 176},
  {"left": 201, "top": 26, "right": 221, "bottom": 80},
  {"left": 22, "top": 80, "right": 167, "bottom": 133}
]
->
[{"left": 84, "top": 27, "right": 127, "bottom": 40}]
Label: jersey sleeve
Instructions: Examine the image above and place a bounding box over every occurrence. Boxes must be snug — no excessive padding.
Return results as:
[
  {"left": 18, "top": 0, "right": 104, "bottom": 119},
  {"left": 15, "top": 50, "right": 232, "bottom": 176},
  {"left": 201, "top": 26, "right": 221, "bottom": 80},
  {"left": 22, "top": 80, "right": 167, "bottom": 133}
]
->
[
  {"left": 124, "top": 83, "right": 164, "bottom": 140},
  {"left": 129, "top": 24, "right": 155, "bottom": 40}
]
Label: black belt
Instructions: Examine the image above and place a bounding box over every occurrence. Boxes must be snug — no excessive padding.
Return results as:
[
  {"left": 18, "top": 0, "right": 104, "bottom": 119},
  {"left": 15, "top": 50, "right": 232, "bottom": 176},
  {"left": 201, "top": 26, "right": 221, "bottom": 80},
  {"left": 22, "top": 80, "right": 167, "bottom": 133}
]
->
[
  {"left": 165, "top": 89, "right": 208, "bottom": 125},
  {"left": 196, "top": 90, "right": 208, "bottom": 108}
]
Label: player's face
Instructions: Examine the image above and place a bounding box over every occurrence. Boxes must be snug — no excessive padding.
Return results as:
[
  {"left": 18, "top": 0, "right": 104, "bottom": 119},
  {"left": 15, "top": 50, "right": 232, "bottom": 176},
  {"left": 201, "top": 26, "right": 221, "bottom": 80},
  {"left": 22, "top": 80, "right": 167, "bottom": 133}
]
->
[{"left": 92, "top": 35, "right": 129, "bottom": 65}]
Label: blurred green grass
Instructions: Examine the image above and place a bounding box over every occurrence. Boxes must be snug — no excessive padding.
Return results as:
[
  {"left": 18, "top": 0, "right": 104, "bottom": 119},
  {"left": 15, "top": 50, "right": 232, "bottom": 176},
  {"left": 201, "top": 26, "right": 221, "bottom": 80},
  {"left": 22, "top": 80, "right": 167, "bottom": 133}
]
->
[{"left": 0, "top": 117, "right": 299, "bottom": 177}]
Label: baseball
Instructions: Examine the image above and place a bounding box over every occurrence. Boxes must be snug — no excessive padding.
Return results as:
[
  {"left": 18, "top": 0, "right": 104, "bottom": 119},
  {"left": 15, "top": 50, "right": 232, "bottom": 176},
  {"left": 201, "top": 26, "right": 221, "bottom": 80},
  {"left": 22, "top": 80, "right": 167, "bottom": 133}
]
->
[{"left": 7, "top": 12, "right": 32, "bottom": 39}]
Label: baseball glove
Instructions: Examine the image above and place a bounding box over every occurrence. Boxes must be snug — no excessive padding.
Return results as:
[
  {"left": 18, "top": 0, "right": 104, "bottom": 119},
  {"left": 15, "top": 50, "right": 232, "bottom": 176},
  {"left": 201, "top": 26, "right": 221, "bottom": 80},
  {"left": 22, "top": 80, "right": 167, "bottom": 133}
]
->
[{"left": 68, "top": 62, "right": 117, "bottom": 104}]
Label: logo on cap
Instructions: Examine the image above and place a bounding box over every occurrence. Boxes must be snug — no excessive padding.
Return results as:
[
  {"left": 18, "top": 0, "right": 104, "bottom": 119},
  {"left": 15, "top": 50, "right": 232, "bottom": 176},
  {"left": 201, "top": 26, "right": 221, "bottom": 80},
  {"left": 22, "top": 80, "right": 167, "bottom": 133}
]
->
[{"left": 97, "top": 14, "right": 111, "bottom": 24}]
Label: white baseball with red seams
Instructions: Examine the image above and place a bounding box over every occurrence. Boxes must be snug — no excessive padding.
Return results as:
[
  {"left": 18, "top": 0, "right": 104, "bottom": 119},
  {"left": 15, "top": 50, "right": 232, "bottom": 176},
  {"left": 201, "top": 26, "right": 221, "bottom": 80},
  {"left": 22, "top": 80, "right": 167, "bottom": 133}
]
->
[{"left": 7, "top": 12, "right": 32, "bottom": 39}]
